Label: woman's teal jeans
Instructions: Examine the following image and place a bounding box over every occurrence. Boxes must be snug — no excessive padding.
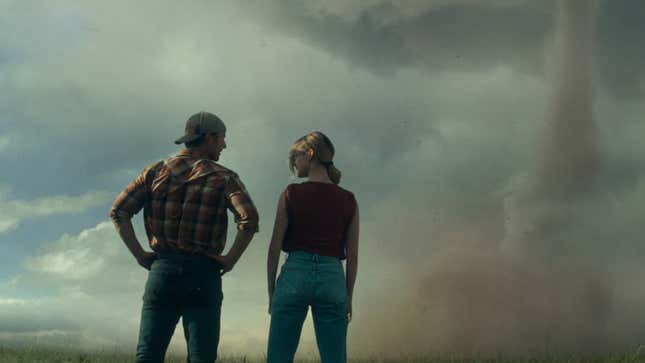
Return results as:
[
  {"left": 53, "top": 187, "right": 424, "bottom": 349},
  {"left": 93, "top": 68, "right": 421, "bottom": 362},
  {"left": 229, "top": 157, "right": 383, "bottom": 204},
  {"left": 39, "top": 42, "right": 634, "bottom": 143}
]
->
[
  {"left": 135, "top": 251, "right": 223, "bottom": 363},
  {"left": 267, "top": 251, "right": 349, "bottom": 363}
]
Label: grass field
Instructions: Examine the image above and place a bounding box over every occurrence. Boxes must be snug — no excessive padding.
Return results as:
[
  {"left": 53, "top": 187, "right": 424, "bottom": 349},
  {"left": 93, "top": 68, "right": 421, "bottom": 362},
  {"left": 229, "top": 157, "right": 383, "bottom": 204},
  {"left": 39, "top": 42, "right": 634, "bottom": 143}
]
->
[{"left": 3, "top": 346, "right": 645, "bottom": 363}]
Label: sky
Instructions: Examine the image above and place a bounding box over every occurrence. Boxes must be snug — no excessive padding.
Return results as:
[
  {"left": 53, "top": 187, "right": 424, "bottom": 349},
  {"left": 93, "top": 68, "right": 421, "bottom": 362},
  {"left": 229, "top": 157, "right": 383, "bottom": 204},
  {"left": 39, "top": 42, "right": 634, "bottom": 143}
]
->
[{"left": 1, "top": 0, "right": 645, "bottom": 358}]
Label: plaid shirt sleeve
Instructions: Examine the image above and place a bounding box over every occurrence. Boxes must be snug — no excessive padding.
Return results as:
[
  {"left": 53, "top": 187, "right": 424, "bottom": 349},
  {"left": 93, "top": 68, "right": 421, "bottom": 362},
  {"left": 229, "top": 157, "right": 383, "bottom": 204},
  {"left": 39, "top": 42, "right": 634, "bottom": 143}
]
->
[
  {"left": 224, "top": 174, "right": 259, "bottom": 233},
  {"left": 109, "top": 164, "right": 156, "bottom": 225}
]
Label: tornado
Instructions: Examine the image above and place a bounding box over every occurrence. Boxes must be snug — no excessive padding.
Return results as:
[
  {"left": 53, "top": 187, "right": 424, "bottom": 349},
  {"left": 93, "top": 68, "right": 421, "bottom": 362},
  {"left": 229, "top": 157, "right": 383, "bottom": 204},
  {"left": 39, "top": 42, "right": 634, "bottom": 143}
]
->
[
  {"left": 497, "top": 0, "right": 612, "bottom": 354},
  {"left": 353, "top": 1, "right": 615, "bottom": 356},
  {"left": 503, "top": 0, "right": 601, "bottom": 259},
  {"left": 536, "top": 0, "right": 600, "bottom": 200}
]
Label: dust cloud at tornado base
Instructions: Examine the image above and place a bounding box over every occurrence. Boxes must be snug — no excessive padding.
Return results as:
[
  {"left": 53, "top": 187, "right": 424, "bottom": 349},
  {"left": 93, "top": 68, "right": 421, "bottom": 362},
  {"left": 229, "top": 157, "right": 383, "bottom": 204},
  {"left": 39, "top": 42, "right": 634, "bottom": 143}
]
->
[{"left": 346, "top": 0, "right": 642, "bottom": 356}]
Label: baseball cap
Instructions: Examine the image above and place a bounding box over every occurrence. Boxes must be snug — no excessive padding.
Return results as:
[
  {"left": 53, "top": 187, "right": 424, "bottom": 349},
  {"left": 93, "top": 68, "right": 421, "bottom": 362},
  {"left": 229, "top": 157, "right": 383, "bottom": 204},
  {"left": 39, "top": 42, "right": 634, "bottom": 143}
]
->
[{"left": 174, "top": 111, "right": 227, "bottom": 145}]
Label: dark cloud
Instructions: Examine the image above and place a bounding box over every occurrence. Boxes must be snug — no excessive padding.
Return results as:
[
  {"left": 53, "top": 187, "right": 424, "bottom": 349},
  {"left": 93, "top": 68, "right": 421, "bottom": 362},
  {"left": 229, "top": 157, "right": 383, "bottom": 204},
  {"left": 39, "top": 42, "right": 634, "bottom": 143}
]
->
[
  {"left": 241, "top": 0, "right": 645, "bottom": 98},
  {"left": 241, "top": 1, "right": 555, "bottom": 75}
]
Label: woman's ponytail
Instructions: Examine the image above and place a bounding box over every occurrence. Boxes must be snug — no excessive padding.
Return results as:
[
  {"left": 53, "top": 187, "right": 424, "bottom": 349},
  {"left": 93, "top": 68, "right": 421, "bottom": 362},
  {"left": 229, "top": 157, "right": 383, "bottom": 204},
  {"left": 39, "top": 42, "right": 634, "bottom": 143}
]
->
[{"left": 326, "top": 164, "right": 342, "bottom": 185}]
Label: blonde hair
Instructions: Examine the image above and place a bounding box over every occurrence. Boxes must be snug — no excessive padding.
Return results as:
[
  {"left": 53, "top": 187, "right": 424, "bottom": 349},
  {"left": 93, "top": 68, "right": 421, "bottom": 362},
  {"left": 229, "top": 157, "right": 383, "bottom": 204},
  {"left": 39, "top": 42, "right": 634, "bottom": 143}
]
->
[{"left": 288, "top": 131, "right": 342, "bottom": 185}]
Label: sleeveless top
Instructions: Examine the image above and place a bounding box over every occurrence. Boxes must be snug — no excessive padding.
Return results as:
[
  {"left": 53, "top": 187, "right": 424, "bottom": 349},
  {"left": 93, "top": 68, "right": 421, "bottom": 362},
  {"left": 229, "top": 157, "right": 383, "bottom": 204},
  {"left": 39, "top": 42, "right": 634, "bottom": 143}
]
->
[{"left": 282, "top": 181, "right": 357, "bottom": 259}]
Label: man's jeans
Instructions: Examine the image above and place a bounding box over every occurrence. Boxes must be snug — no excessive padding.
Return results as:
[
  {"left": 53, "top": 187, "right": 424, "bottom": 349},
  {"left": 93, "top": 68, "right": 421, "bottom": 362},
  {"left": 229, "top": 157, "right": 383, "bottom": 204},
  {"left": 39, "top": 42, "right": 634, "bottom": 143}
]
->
[
  {"left": 267, "top": 251, "right": 349, "bottom": 363},
  {"left": 135, "top": 252, "right": 223, "bottom": 363}
]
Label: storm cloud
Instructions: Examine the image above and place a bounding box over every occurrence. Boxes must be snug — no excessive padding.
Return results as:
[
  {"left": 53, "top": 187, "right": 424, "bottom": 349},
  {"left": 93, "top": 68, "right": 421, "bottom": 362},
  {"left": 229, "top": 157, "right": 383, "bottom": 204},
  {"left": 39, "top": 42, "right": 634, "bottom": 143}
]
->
[{"left": 240, "top": 0, "right": 644, "bottom": 98}]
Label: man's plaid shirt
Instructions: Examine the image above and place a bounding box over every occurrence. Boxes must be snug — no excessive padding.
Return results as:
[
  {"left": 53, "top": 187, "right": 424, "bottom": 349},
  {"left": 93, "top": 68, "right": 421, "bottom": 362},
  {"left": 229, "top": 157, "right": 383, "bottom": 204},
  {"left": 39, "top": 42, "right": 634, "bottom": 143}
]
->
[{"left": 109, "top": 149, "right": 259, "bottom": 255}]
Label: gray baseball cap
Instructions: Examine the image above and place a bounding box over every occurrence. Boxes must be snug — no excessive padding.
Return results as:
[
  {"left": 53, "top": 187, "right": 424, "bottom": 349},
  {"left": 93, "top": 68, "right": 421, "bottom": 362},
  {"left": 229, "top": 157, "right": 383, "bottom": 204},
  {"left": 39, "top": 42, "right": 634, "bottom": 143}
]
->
[{"left": 174, "top": 111, "right": 227, "bottom": 145}]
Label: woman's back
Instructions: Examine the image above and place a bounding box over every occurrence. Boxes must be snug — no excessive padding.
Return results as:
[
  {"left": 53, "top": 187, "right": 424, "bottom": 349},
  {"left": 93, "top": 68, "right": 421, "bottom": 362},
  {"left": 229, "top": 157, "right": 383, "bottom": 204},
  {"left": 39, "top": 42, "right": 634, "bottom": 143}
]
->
[
  {"left": 267, "top": 131, "right": 359, "bottom": 363},
  {"left": 282, "top": 181, "right": 356, "bottom": 259}
]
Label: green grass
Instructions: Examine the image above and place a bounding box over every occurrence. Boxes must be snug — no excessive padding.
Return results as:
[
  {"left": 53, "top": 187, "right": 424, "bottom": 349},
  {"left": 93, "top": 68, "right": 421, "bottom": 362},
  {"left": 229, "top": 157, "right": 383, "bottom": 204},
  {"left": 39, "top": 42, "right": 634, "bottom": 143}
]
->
[{"left": 2, "top": 345, "right": 645, "bottom": 363}]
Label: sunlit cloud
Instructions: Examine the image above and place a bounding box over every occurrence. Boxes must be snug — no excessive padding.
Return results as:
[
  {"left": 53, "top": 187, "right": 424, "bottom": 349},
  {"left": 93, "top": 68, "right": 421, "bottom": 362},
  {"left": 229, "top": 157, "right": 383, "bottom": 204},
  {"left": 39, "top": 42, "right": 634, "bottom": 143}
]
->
[{"left": 0, "top": 188, "right": 110, "bottom": 233}]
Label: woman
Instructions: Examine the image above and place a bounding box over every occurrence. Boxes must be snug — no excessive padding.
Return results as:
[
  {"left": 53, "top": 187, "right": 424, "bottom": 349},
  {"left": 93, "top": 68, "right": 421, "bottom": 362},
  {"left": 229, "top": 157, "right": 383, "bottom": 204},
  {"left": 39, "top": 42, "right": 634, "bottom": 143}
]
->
[{"left": 266, "top": 131, "right": 359, "bottom": 363}]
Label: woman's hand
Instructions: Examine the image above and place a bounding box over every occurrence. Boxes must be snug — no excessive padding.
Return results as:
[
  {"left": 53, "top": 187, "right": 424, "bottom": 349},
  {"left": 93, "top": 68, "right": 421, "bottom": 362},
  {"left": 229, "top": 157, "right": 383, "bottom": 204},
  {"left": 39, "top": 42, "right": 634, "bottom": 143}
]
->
[{"left": 348, "top": 300, "right": 353, "bottom": 323}]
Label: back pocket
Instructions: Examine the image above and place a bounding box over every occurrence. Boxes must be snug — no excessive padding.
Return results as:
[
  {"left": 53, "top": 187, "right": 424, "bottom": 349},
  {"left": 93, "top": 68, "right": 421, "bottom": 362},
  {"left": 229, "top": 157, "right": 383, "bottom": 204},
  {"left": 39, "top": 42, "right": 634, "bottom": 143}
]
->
[
  {"left": 142, "top": 268, "right": 180, "bottom": 302},
  {"left": 317, "top": 268, "right": 348, "bottom": 305}
]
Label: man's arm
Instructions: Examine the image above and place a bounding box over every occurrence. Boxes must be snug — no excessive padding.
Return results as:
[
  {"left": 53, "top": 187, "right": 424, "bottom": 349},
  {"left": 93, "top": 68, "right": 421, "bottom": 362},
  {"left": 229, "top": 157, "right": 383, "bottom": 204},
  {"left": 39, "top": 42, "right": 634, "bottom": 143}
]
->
[
  {"left": 209, "top": 174, "right": 259, "bottom": 274},
  {"left": 109, "top": 165, "right": 157, "bottom": 270},
  {"left": 112, "top": 218, "right": 157, "bottom": 270},
  {"left": 214, "top": 228, "right": 256, "bottom": 274}
]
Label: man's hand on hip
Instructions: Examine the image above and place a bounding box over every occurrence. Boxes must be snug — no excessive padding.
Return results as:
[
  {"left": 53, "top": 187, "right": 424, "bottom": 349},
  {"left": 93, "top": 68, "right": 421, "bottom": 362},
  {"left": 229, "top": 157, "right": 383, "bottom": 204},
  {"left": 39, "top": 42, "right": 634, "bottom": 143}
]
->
[
  {"left": 136, "top": 251, "right": 158, "bottom": 270},
  {"left": 208, "top": 254, "right": 235, "bottom": 275},
  {"left": 208, "top": 229, "right": 256, "bottom": 275}
]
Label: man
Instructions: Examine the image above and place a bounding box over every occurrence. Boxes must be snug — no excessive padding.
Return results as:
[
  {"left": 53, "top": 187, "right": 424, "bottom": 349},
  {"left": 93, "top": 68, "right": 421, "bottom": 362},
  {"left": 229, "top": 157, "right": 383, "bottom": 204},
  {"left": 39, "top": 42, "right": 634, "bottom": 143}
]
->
[{"left": 109, "top": 111, "right": 259, "bottom": 363}]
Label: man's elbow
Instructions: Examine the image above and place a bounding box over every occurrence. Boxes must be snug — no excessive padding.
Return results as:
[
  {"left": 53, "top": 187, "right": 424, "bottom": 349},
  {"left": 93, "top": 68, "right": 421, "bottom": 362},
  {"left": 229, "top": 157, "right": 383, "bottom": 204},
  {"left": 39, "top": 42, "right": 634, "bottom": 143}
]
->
[
  {"left": 108, "top": 207, "right": 118, "bottom": 224},
  {"left": 237, "top": 210, "right": 260, "bottom": 234},
  {"left": 109, "top": 208, "right": 131, "bottom": 226},
  {"left": 237, "top": 221, "right": 259, "bottom": 234}
]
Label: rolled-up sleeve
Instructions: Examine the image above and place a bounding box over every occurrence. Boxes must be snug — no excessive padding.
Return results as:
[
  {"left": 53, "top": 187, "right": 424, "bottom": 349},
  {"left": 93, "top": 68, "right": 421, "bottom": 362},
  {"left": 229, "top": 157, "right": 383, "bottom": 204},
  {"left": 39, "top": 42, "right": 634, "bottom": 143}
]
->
[
  {"left": 109, "top": 167, "right": 151, "bottom": 225},
  {"left": 225, "top": 174, "right": 259, "bottom": 233}
]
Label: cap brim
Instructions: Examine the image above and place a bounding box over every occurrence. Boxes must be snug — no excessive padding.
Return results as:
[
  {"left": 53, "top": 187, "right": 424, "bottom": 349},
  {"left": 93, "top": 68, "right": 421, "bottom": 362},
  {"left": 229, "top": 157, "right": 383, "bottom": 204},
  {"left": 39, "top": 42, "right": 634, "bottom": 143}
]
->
[{"left": 174, "top": 134, "right": 202, "bottom": 145}]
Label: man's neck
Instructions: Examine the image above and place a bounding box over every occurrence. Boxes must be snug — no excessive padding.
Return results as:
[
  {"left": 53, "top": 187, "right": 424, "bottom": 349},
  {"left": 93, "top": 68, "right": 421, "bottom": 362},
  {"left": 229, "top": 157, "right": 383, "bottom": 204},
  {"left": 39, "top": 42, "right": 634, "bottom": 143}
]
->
[{"left": 178, "top": 147, "right": 213, "bottom": 160}]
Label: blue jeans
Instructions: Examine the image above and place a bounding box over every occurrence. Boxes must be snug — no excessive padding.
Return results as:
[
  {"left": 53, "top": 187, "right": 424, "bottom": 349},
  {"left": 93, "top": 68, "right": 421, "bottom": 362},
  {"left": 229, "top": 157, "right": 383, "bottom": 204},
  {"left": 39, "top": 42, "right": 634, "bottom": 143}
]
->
[
  {"left": 267, "top": 251, "right": 349, "bottom": 363},
  {"left": 135, "top": 252, "right": 223, "bottom": 363}
]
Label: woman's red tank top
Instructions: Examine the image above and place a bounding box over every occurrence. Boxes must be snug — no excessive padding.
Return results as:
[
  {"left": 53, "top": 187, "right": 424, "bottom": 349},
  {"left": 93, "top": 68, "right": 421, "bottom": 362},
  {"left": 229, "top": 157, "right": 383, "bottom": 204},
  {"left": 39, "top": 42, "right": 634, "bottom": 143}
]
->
[{"left": 282, "top": 181, "right": 357, "bottom": 259}]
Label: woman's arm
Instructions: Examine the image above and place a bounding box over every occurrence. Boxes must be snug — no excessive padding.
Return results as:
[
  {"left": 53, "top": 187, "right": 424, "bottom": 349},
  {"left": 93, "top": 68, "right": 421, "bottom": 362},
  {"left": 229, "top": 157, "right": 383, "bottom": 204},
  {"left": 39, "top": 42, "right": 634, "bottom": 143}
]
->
[
  {"left": 267, "top": 191, "right": 289, "bottom": 313},
  {"left": 345, "top": 203, "right": 360, "bottom": 322}
]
